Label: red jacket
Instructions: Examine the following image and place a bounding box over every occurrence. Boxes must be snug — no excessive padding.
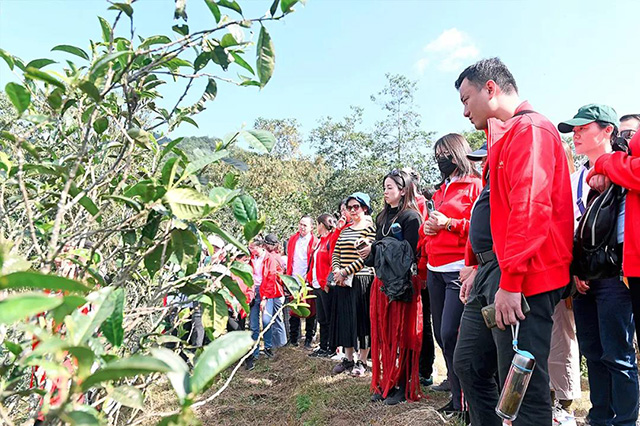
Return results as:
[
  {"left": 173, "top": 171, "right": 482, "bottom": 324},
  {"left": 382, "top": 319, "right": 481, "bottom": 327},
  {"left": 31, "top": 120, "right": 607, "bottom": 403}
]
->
[
  {"left": 260, "top": 251, "right": 284, "bottom": 299},
  {"left": 286, "top": 232, "right": 317, "bottom": 276},
  {"left": 415, "top": 194, "right": 429, "bottom": 221},
  {"left": 306, "top": 232, "right": 335, "bottom": 290},
  {"left": 487, "top": 101, "right": 573, "bottom": 296},
  {"left": 423, "top": 175, "right": 482, "bottom": 267},
  {"left": 588, "top": 130, "right": 640, "bottom": 277}
]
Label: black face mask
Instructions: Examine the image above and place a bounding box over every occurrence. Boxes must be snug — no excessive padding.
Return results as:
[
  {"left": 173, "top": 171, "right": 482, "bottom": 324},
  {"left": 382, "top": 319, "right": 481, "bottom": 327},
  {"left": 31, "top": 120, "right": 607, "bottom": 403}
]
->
[{"left": 437, "top": 156, "right": 457, "bottom": 177}]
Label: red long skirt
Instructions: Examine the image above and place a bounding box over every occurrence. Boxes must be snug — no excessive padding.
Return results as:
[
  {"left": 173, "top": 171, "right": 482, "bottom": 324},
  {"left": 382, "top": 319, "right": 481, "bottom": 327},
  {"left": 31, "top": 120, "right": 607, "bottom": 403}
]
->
[{"left": 370, "top": 276, "right": 424, "bottom": 401}]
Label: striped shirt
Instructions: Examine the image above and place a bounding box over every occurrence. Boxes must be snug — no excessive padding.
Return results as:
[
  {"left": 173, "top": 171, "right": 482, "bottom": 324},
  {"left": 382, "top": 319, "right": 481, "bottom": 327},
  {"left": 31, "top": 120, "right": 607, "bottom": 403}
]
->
[{"left": 332, "top": 225, "right": 376, "bottom": 276}]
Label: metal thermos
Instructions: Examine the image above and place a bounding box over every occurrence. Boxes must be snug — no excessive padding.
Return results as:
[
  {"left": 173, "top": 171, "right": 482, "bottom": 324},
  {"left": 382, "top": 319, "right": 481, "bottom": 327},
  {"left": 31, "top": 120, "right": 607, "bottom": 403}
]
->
[
  {"left": 495, "top": 349, "right": 536, "bottom": 421},
  {"left": 390, "top": 223, "right": 403, "bottom": 240}
]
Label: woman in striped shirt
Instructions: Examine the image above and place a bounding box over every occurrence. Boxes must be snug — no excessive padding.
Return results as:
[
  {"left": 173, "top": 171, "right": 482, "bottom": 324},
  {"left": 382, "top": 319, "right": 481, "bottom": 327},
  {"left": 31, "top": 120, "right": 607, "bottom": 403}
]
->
[{"left": 330, "top": 192, "right": 376, "bottom": 377}]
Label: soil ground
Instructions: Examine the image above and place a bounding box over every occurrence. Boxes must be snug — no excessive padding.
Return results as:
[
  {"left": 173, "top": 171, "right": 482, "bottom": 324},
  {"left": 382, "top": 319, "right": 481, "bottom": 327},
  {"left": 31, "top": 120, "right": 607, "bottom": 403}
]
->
[{"left": 143, "top": 345, "right": 593, "bottom": 425}]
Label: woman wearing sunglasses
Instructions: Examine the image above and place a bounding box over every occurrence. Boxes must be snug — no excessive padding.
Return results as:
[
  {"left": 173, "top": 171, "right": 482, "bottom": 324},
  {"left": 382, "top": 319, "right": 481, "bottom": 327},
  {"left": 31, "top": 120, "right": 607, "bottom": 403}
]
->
[
  {"left": 423, "top": 133, "right": 481, "bottom": 417},
  {"left": 329, "top": 192, "right": 375, "bottom": 377},
  {"left": 359, "top": 169, "right": 424, "bottom": 405}
]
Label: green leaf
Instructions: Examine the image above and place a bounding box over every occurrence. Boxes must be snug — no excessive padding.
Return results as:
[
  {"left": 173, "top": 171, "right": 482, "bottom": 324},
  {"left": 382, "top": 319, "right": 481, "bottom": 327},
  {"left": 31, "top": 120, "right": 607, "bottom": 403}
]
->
[
  {"left": 170, "top": 229, "right": 200, "bottom": 273},
  {"left": 289, "top": 304, "right": 310, "bottom": 317},
  {"left": 111, "top": 385, "right": 144, "bottom": 409},
  {"left": 217, "top": 0, "right": 242, "bottom": 15},
  {"left": 281, "top": 0, "right": 300, "bottom": 13},
  {"left": 141, "top": 211, "right": 162, "bottom": 242},
  {"left": 179, "top": 116, "right": 199, "bottom": 128},
  {"left": 220, "top": 276, "right": 249, "bottom": 315},
  {"left": 270, "top": 0, "right": 280, "bottom": 17},
  {"left": 231, "top": 194, "right": 257, "bottom": 225},
  {"left": 190, "top": 331, "right": 253, "bottom": 394},
  {"left": 79, "top": 80, "right": 102, "bottom": 102},
  {"left": 220, "top": 33, "right": 239, "bottom": 48},
  {"left": 63, "top": 407, "right": 102, "bottom": 426},
  {"left": 90, "top": 51, "right": 131, "bottom": 79},
  {"left": 47, "top": 89, "right": 63, "bottom": 110},
  {"left": 26, "top": 58, "right": 56, "bottom": 69},
  {"left": 201, "top": 291, "right": 228, "bottom": 338},
  {"left": 222, "top": 172, "right": 239, "bottom": 189},
  {"left": 144, "top": 240, "right": 172, "bottom": 278},
  {"left": 240, "top": 129, "right": 276, "bottom": 153},
  {"left": 210, "top": 46, "right": 231, "bottom": 70},
  {"left": 93, "top": 116, "right": 108, "bottom": 134},
  {"left": 127, "top": 127, "right": 152, "bottom": 149},
  {"left": 98, "top": 17, "right": 112, "bottom": 43},
  {"left": 25, "top": 67, "right": 66, "bottom": 90},
  {"left": 280, "top": 273, "right": 301, "bottom": 294},
  {"left": 184, "top": 149, "right": 228, "bottom": 176},
  {"left": 101, "top": 195, "right": 142, "bottom": 212},
  {"left": 0, "top": 271, "right": 91, "bottom": 293},
  {"left": 200, "top": 220, "right": 249, "bottom": 255},
  {"left": 5, "top": 82, "right": 31, "bottom": 115},
  {"left": 139, "top": 35, "right": 172, "bottom": 49},
  {"left": 108, "top": 3, "right": 134, "bottom": 17},
  {"left": 230, "top": 51, "right": 254, "bottom": 75},
  {"left": 161, "top": 157, "right": 181, "bottom": 187},
  {"left": 51, "top": 295, "right": 87, "bottom": 325},
  {"left": 172, "top": 24, "right": 189, "bottom": 37},
  {"left": 69, "top": 183, "right": 101, "bottom": 220},
  {"left": 61, "top": 98, "right": 77, "bottom": 117},
  {"left": 160, "top": 137, "right": 184, "bottom": 160},
  {"left": 100, "top": 287, "right": 125, "bottom": 347},
  {"left": 150, "top": 347, "right": 190, "bottom": 402},
  {"left": 193, "top": 52, "right": 211, "bottom": 71},
  {"left": 164, "top": 188, "right": 214, "bottom": 220},
  {"left": 208, "top": 186, "right": 238, "bottom": 208},
  {"left": 203, "top": 78, "right": 217, "bottom": 101},
  {"left": 3, "top": 340, "right": 23, "bottom": 357},
  {"left": 243, "top": 219, "right": 264, "bottom": 241},
  {"left": 0, "top": 293, "right": 63, "bottom": 324},
  {"left": 81, "top": 355, "right": 171, "bottom": 391},
  {"left": 66, "top": 287, "right": 116, "bottom": 346},
  {"left": 0, "top": 48, "right": 14, "bottom": 70},
  {"left": 52, "top": 44, "right": 90, "bottom": 61},
  {"left": 67, "top": 346, "right": 95, "bottom": 379},
  {"left": 204, "top": 0, "right": 221, "bottom": 22},
  {"left": 256, "top": 26, "right": 275, "bottom": 87}
]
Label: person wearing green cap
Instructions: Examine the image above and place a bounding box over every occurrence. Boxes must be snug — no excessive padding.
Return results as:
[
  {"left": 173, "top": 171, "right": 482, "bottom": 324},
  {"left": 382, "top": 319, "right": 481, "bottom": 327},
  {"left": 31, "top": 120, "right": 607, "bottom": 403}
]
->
[{"left": 558, "top": 105, "right": 639, "bottom": 426}]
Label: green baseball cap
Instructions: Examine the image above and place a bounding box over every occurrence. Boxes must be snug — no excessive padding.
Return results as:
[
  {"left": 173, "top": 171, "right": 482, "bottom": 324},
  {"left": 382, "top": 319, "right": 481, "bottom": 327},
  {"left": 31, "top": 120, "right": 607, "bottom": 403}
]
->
[{"left": 558, "top": 104, "right": 619, "bottom": 133}]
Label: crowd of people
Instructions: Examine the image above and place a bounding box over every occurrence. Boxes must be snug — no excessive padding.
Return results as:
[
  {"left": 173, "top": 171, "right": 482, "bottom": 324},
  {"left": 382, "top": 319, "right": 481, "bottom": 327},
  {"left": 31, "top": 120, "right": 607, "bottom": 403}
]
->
[{"left": 215, "top": 58, "right": 640, "bottom": 426}]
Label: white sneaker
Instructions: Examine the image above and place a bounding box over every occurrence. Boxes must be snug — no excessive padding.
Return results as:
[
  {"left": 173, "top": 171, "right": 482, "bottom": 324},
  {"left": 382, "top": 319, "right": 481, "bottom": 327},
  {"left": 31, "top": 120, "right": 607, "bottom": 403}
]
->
[
  {"left": 552, "top": 405, "right": 576, "bottom": 426},
  {"left": 351, "top": 360, "right": 366, "bottom": 377}
]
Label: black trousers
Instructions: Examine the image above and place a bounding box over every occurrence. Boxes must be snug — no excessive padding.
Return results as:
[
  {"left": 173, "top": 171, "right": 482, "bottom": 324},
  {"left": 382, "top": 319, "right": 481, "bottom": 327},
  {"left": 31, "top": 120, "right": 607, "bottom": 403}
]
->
[
  {"left": 419, "top": 285, "right": 436, "bottom": 379},
  {"left": 314, "top": 287, "right": 335, "bottom": 352},
  {"left": 289, "top": 313, "right": 316, "bottom": 344},
  {"left": 629, "top": 277, "right": 640, "bottom": 344},
  {"left": 453, "top": 259, "right": 565, "bottom": 426}
]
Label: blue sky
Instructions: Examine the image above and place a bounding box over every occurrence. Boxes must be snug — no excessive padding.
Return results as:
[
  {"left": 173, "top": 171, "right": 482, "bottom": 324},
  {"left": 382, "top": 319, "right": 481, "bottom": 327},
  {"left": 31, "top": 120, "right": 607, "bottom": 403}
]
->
[{"left": 2, "top": 0, "right": 639, "bottom": 150}]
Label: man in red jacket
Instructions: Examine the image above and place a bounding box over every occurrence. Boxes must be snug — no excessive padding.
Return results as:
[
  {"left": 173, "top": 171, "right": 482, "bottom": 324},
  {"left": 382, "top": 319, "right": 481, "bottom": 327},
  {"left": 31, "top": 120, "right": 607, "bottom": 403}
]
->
[
  {"left": 452, "top": 58, "right": 573, "bottom": 426},
  {"left": 286, "top": 215, "right": 318, "bottom": 348}
]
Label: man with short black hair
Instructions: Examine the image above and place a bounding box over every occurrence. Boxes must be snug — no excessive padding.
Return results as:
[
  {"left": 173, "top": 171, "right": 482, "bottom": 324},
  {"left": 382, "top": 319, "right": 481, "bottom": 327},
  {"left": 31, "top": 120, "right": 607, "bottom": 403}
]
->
[{"left": 452, "top": 57, "right": 573, "bottom": 426}]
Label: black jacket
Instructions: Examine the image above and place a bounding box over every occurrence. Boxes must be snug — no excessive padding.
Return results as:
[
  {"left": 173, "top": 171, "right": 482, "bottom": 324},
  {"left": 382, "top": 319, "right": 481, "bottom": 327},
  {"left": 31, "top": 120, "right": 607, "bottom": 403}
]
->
[{"left": 373, "top": 237, "right": 413, "bottom": 302}]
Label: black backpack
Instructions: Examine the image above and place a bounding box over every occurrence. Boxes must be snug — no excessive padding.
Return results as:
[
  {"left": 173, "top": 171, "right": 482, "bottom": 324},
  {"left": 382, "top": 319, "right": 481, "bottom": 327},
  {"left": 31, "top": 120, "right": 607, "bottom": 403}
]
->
[{"left": 571, "top": 183, "right": 624, "bottom": 280}]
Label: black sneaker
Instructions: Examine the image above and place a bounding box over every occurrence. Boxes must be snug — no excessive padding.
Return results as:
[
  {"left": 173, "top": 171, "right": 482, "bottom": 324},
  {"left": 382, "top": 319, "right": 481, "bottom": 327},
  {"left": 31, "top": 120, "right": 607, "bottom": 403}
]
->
[
  {"left": 262, "top": 348, "right": 274, "bottom": 358},
  {"left": 308, "top": 348, "right": 327, "bottom": 358},
  {"left": 244, "top": 356, "right": 255, "bottom": 371},
  {"left": 331, "top": 358, "right": 354, "bottom": 375},
  {"left": 383, "top": 387, "right": 406, "bottom": 406},
  {"left": 419, "top": 375, "right": 433, "bottom": 387},
  {"left": 370, "top": 392, "right": 384, "bottom": 403},
  {"left": 432, "top": 379, "right": 451, "bottom": 392},
  {"left": 322, "top": 349, "right": 337, "bottom": 358},
  {"left": 304, "top": 339, "right": 313, "bottom": 349},
  {"left": 437, "top": 399, "right": 455, "bottom": 414}
]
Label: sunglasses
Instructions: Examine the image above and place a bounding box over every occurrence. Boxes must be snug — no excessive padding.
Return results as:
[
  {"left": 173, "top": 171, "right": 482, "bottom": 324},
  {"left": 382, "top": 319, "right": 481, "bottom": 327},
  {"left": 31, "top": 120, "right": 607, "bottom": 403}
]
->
[
  {"left": 388, "top": 169, "right": 406, "bottom": 188},
  {"left": 620, "top": 129, "right": 636, "bottom": 141},
  {"left": 346, "top": 204, "right": 362, "bottom": 211}
]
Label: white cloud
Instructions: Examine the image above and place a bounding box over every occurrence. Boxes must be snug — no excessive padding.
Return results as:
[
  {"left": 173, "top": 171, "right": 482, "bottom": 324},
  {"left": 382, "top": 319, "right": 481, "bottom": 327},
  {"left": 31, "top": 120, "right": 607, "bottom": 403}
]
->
[{"left": 415, "top": 28, "right": 479, "bottom": 74}]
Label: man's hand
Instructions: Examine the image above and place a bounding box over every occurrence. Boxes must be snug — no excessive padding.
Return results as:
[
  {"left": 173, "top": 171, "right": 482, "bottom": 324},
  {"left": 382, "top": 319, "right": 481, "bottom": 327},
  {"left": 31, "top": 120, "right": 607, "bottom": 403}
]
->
[
  {"left": 586, "top": 169, "right": 612, "bottom": 193},
  {"left": 459, "top": 266, "right": 477, "bottom": 304},
  {"left": 423, "top": 211, "right": 449, "bottom": 236},
  {"left": 575, "top": 278, "right": 590, "bottom": 295},
  {"left": 260, "top": 298, "right": 267, "bottom": 312},
  {"left": 357, "top": 243, "right": 371, "bottom": 259},
  {"left": 494, "top": 288, "right": 526, "bottom": 330}
]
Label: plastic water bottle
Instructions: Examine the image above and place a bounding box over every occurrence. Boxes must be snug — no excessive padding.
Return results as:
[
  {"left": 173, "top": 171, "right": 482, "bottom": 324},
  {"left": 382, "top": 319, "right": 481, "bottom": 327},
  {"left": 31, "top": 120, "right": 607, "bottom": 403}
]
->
[{"left": 390, "top": 223, "right": 403, "bottom": 241}]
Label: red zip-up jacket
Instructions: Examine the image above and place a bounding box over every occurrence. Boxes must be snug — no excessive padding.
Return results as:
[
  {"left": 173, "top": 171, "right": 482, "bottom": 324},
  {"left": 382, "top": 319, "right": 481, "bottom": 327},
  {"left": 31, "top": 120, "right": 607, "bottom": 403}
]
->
[
  {"left": 487, "top": 101, "right": 573, "bottom": 296},
  {"left": 588, "top": 130, "right": 640, "bottom": 277},
  {"left": 260, "top": 251, "right": 284, "bottom": 299},
  {"left": 306, "top": 232, "right": 335, "bottom": 290},
  {"left": 423, "top": 175, "right": 482, "bottom": 267},
  {"left": 286, "top": 232, "right": 317, "bottom": 276}
]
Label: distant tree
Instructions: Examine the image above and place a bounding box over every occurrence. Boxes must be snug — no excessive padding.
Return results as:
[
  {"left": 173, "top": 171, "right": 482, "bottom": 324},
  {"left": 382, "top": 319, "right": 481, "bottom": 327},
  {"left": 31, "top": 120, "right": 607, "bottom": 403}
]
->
[
  {"left": 460, "top": 129, "right": 486, "bottom": 151},
  {"left": 253, "top": 117, "right": 302, "bottom": 159}
]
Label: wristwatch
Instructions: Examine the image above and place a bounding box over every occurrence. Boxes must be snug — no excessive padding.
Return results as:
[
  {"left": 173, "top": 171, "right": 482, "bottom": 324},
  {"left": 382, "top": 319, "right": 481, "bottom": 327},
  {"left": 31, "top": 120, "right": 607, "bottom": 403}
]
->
[{"left": 445, "top": 218, "right": 453, "bottom": 232}]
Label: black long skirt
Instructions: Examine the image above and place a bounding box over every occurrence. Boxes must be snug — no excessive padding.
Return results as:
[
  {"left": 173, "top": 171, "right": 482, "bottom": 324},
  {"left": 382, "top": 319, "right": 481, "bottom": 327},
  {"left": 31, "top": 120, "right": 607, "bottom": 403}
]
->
[{"left": 329, "top": 274, "right": 373, "bottom": 350}]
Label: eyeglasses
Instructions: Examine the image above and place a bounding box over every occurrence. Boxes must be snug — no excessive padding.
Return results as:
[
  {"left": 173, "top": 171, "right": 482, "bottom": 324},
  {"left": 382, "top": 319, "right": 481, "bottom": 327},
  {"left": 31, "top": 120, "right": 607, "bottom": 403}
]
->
[
  {"left": 620, "top": 129, "right": 636, "bottom": 141},
  {"left": 388, "top": 169, "right": 406, "bottom": 188},
  {"left": 435, "top": 151, "right": 452, "bottom": 161},
  {"left": 346, "top": 204, "right": 362, "bottom": 212}
]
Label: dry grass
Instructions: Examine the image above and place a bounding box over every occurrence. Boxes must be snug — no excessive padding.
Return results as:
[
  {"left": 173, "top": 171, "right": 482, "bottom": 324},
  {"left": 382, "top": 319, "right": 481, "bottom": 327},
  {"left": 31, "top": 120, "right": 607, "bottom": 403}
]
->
[{"left": 140, "top": 346, "right": 592, "bottom": 426}]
